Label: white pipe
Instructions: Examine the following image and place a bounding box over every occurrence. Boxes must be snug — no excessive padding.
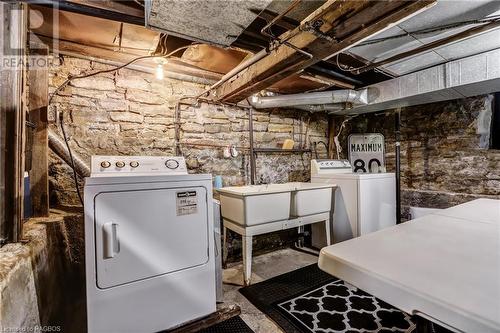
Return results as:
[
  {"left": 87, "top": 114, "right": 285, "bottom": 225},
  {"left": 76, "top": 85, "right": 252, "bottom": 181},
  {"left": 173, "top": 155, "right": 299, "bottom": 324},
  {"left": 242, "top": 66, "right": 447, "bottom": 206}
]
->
[
  {"left": 209, "top": 49, "right": 269, "bottom": 94},
  {"left": 248, "top": 89, "right": 368, "bottom": 109},
  {"left": 220, "top": 49, "right": 268, "bottom": 85}
]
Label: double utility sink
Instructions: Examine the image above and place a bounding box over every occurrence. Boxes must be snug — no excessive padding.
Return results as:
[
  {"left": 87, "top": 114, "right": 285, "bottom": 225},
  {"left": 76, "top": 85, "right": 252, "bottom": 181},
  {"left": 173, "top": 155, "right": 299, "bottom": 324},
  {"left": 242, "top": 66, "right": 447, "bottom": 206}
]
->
[{"left": 218, "top": 182, "right": 335, "bottom": 226}]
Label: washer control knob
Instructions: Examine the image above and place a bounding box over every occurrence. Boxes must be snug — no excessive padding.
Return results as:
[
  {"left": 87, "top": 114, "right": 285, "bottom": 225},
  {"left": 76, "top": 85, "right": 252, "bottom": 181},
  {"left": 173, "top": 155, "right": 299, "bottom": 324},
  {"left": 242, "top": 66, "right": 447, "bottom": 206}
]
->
[
  {"left": 100, "top": 161, "right": 111, "bottom": 168},
  {"left": 165, "top": 159, "right": 179, "bottom": 169},
  {"left": 130, "top": 161, "right": 139, "bottom": 168},
  {"left": 116, "top": 161, "right": 126, "bottom": 168}
]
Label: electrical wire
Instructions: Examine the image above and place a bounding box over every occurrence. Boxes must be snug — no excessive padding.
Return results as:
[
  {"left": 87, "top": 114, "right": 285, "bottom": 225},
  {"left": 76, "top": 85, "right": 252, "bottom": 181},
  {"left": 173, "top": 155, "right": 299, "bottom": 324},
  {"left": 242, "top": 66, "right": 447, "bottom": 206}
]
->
[
  {"left": 49, "top": 44, "right": 199, "bottom": 206},
  {"left": 335, "top": 53, "right": 367, "bottom": 73},
  {"left": 334, "top": 116, "right": 357, "bottom": 159},
  {"left": 312, "top": 141, "right": 319, "bottom": 159},
  {"left": 59, "top": 112, "right": 84, "bottom": 205},
  {"left": 49, "top": 44, "right": 198, "bottom": 105},
  {"left": 133, "top": 0, "right": 144, "bottom": 7}
]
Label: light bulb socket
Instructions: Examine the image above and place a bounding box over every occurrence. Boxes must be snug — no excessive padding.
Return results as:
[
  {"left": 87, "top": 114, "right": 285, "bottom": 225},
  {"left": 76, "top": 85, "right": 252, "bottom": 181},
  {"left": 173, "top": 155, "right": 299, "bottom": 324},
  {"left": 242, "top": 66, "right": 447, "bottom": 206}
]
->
[{"left": 155, "top": 63, "right": 164, "bottom": 80}]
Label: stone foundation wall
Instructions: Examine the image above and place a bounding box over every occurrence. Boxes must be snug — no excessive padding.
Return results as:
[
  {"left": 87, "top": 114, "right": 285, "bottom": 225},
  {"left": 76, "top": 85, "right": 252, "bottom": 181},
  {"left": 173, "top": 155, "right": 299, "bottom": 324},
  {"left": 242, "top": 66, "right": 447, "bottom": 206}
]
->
[
  {"left": 0, "top": 210, "right": 85, "bottom": 332},
  {"left": 48, "top": 55, "right": 329, "bottom": 260},
  {"left": 336, "top": 95, "right": 500, "bottom": 218}
]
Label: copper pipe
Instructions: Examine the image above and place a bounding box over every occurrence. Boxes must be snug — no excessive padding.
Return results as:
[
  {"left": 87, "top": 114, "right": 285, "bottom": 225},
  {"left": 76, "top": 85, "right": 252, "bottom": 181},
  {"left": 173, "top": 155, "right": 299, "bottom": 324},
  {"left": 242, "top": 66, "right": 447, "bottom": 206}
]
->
[{"left": 180, "top": 142, "right": 250, "bottom": 151}]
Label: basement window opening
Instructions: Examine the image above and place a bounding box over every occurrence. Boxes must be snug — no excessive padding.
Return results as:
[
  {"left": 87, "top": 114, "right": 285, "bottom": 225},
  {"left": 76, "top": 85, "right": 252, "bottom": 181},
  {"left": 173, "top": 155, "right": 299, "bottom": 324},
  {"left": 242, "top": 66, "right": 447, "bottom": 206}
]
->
[{"left": 491, "top": 92, "right": 500, "bottom": 150}]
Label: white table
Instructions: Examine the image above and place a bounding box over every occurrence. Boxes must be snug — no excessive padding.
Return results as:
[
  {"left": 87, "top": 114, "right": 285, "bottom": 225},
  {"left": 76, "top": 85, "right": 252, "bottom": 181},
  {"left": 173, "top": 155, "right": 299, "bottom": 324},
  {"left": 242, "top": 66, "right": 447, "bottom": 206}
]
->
[
  {"left": 319, "top": 198, "right": 500, "bottom": 332},
  {"left": 224, "top": 212, "right": 331, "bottom": 285}
]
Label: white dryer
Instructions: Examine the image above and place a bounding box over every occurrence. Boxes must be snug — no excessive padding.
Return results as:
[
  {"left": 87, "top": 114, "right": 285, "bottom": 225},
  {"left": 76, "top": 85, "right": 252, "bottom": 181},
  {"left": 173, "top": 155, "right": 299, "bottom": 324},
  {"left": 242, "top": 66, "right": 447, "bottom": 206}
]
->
[
  {"left": 310, "top": 159, "right": 396, "bottom": 247},
  {"left": 84, "top": 156, "right": 215, "bottom": 333}
]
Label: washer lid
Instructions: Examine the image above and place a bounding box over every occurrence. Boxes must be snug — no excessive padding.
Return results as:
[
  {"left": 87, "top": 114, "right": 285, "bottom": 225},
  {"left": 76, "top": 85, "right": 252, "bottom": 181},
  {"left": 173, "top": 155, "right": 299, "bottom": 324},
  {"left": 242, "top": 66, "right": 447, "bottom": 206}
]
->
[
  {"left": 94, "top": 186, "right": 209, "bottom": 289},
  {"left": 312, "top": 173, "right": 395, "bottom": 180}
]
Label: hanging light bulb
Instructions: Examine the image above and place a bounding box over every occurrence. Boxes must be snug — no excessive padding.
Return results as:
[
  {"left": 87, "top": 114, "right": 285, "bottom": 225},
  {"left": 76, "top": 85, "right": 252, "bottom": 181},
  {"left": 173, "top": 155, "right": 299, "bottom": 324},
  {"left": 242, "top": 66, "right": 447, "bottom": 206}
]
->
[{"left": 155, "top": 63, "right": 164, "bottom": 80}]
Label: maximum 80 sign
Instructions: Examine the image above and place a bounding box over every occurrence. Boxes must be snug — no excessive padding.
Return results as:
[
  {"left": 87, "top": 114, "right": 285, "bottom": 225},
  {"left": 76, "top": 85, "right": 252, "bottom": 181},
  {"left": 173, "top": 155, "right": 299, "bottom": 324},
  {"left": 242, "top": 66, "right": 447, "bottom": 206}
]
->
[{"left": 348, "top": 133, "right": 386, "bottom": 173}]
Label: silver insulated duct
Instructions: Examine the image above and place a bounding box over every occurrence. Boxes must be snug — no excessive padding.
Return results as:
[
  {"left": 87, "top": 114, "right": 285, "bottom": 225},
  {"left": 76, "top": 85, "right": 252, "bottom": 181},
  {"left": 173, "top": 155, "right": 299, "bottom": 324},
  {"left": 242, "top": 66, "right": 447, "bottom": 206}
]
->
[
  {"left": 294, "top": 104, "right": 346, "bottom": 113},
  {"left": 343, "top": 48, "right": 500, "bottom": 115},
  {"left": 48, "top": 129, "right": 90, "bottom": 177},
  {"left": 248, "top": 89, "right": 368, "bottom": 109}
]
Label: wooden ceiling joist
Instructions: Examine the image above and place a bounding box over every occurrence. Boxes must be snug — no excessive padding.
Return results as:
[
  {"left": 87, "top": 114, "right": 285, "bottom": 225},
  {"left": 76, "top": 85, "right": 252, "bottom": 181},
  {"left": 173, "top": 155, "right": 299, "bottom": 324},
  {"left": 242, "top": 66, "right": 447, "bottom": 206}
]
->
[
  {"left": 33, "top": 34, "right": 223, "bottom": 83},
  {"left": 214, "top": 0, "right": 436, "bottom": 103},
  {"left": 36, "top": 0, "right": 145, "bottom": 25}
]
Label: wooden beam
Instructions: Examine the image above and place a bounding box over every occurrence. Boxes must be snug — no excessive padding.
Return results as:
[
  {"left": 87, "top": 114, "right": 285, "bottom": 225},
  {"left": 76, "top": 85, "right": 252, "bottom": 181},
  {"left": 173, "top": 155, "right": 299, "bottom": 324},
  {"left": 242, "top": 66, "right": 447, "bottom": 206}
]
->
[
  {"left": 28, "top": 47, "right": 49, "bottom": 217},
  {"left": 215, "top": 0, "right": 435, "bottom": 103},
  {"left": 328, "top": 116, "right": 336, "bottom": 159},
  {"left": 168, "top": 305, "right": 241, "bottom": 333},
  {"left": 299, "top": 73, "right": 355, "bottom": 89},
  {"left": 68, "top": 0, "right": 144, "bottom": 18},
  {"left": 257, "top": 9, "right": 298, "bottom": 31},
  {"left": 36, "top": 0, "right": 144, "bottom": 26},
  {"left": 33, "top": 34, "right": 223, "bottom": 83},
  {"left": 1, "top": 2, "right": 28, "bottom": 242}
]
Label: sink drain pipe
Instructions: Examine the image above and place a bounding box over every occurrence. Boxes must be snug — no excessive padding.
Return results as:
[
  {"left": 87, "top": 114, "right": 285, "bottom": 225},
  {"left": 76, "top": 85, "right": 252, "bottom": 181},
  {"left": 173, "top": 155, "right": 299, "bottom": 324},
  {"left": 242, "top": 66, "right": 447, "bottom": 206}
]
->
[
  {"left": 249, "top": 107, "right": 256, "bottom": 185},
  {"left": 395, "top": 109, "right": 401, "bottom": 224}
]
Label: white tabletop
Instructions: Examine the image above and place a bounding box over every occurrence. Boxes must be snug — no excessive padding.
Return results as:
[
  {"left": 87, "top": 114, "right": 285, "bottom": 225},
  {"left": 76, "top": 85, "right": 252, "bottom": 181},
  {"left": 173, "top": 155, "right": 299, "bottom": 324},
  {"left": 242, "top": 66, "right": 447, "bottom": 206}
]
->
[
  {"left": 433, "top": 198, "right": 500, "bottom": 225},
  {"left": 319, "top": 199, "right": 500, "bottom": 332}
]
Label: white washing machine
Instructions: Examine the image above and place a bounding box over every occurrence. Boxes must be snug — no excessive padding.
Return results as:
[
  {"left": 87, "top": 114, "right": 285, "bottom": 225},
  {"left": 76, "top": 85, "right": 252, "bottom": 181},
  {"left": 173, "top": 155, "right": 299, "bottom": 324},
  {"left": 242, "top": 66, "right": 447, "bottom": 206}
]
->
[
  {"left": 310, "top": 159, "right": 396, "bottom": 247},
  {"left": 84, "top": 156, "right": 215, "bottom": 333}
]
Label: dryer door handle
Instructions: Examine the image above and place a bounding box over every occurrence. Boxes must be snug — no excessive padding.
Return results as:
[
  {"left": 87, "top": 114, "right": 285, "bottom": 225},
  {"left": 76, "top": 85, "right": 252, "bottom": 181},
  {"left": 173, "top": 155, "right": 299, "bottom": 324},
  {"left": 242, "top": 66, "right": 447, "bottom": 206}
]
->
[{"left": 103, "top": 223, "right": 119, "bottom": 259}]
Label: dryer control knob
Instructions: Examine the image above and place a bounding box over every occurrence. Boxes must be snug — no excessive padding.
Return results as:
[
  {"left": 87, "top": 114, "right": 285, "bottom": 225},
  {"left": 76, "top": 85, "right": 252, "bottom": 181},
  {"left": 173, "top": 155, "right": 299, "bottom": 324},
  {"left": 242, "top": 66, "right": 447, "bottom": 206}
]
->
[
  {"left": 130, "top": 161, "right": 139, "bottom": 168},
  {"left": 165, "top": 159, "right": 179, "bottom": 169},
  {"left": 116, "top": 161, "right": 126, "bottom": 168},
  {"left": 100, "top": 161, "right": 111, "bottom": 168}
]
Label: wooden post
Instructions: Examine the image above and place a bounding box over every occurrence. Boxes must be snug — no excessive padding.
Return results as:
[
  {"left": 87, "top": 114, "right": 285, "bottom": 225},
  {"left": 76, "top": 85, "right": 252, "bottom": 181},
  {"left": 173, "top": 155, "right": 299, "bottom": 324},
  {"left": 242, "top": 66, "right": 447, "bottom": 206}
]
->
[
  {"left": 0, "top": 2, "right": 28, "bottom": 242},
  {"left": 28, "top": 47, "right": 49, "bottom": 217},
  {"left": 327, "top": 116, "right": 336, "bottom": 159}
]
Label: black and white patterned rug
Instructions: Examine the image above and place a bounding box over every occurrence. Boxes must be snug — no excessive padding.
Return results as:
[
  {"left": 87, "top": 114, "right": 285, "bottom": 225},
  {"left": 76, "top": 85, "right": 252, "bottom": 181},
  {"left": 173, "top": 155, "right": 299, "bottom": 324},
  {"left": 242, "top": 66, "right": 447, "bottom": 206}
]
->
[
  {"left": 240, "top": 264, "right": 415, "bottom": 333},
  {"left": 278, "top": 279, "right": 415, "bottom": 333}
]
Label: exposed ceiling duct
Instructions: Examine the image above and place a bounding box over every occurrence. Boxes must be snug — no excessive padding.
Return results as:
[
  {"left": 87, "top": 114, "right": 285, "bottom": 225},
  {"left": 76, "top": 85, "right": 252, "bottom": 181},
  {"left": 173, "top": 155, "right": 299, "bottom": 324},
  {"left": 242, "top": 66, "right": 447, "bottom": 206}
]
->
[
  {"left": 248, "top": 89, "right": 368, "bottom": 109},
  {"left": 294, "top": 104, "right": 346, "bottom": 113},
  {"left": 249, "top": 47, "right": 500, "bottom": 114},
  {"left": 349, "top": 0, "right": 500, "bottom": 76},
  {"left": 341, "top": 47, "right": 500, "bottom": 115},
  {"left": 353, "top": 19, "right": 500, "bottom": 75},
  {"left": 214, "top": 0, "right": 436, "bottom": 103}
]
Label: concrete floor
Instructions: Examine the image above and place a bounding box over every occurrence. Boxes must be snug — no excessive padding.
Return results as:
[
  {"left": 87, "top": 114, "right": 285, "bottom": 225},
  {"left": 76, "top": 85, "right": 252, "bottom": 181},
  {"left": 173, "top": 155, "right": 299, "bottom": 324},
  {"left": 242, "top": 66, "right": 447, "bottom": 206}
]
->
[{"left": 222, "top": 248, "right": 318, "bottom": 333}]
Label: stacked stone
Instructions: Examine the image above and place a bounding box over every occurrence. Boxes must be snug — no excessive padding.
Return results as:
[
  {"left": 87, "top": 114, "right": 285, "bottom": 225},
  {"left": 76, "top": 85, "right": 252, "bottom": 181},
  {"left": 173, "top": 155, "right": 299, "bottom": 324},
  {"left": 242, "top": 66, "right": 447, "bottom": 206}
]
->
[
  {"left": 48, "top": 56, "right": 329, "bottom": 206},
  {"left": 337, "top": 95, "right": 500, "bottom": 217},
  {"left": 47, "top": 56, "right": 329, "bottom": 260}
]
